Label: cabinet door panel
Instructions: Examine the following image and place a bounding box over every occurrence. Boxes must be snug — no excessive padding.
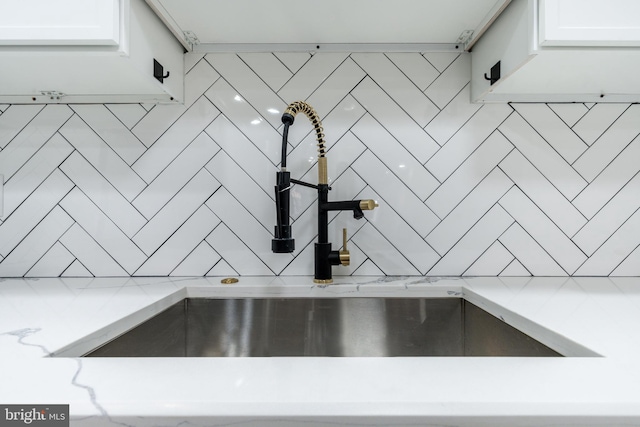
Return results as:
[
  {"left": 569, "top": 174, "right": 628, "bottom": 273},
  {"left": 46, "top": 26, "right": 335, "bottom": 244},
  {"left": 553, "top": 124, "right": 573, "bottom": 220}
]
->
[
  {"left": 0, "top": 0, "right": 119, "bottom": 45},
  {"left": 540, "top": 0, "right": 640, "bottom": 46}
]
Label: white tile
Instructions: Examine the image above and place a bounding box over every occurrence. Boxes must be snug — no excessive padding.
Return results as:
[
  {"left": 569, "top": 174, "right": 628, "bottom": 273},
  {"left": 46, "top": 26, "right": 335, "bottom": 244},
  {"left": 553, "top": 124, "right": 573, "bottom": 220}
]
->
[
  {"left": 205, "top": 53, "right": 286, "bottom": 129},
  {"left": 0, "top": 170, "right": 73, "bottom": 257},
  {"left": 352, "top": 78, "right": 439, "bottom": 164},
  {"left": 204, "top": 79, "right": 282, "bottom": 164},
  {"left": 105, "top": 104, "right": 147, "bottom": 130},
  {"left": 304, "top": 58, "right": 366, "bottom": 132},
  {"left": 326, "top": 131, "right": 367, "bottom": 185},
  {"left": 573, "top": 104, "right": 630, "bottom": 145},
  {"left": 351, "top": 53, "right": 439, "bottom": 127},
  {"left": 277, "top": 53, "right": 349, "bottom": 103},
  {"left": 425, "top": 84, "right": 481, "bottom": 145},
  {"left": 573, "top": 104, "right": 640, "bottom": 182},
  {"left": 426, "top": 103, "right": 513, "bottom": 182},
  {"left": 205, "top": 114, "right": 277, "bottom": 195},
  {"left": 423, "top": 52, "right": 459, "bottom": 73},
  {"left": 184, "top": 57, "right": 220, "bottom": 107},
  {"left": 0, "top": 104, "right": 8, "bottom": 112},
  {"left": 206, "top": 258, "right": 239, "bottom": 277},
  {"left": 0, "top": 105, "right": 72, "bottom": 180},
  {"left": 386, "top": 53, "right": 440, "bottom": 92},
  {"left": 133, "top": 169, "right": 219, "bottom": 255},
  {"left": 352, "top": 258, "right": 385, "bottom": 276},
  {"left": 424, "top": 53, "right": 470, "bottom": 109},
  {"left": 135, "top": 206, "right": 220, "bottom": 276},
  {"left": 71, "top": 104, "right": 146, "bottom": 165},
  {"left": 573, "top": 172, "right": 640, "bottom": 256},
  {"left": 133, "top": 96, "right": 219, "bottom": 183},
  {"left": 427, "top": 131, "right": 513, "bottom": 218},
  {"left": 60, "top": 224, "right": 128, "bottom": 277},
  {"left": 171, "top": 241, "right": 221, "bottom": 277},
  {"left": 239, "top": 53, "right": 292, "bottom": 92},
  {"left": 572, "top": 135, "right": 640, "bottom": 219},
  {"left": 499, "top": 112, "right": 587, "bottom": 200},
  {"left": 0, "top": 105, "right": 44, "bottom": 148},
  {"left": 132, "top": 103, "right": 186, "bottom": 148},
  {"left": 548, "top": 103, "right": 588, "bottom": 128},
  {"left": 575, "top": 209, "right": 640, "bottom": 276},
  {"left": 351, "top": 114, "right": 439, "bottom": 201},
  {"left": 500, "top": 259, "right": 531, "bottom": 277},
  {"left": 286, "top": 132, "right": 319, "bottom": 187},
  {"left": 312, "top": 94, "right": 366, "bottom": 151},
  {"left": 184, "top": 53, "right": 205, "bottom": 73},
  {"left": 60, "top": 115, "right": 146, "bottom": 201},
  {"left": 278, "top": 239, "right": 313, "bottom": 276},
  {"left": 2, "top": 133, "right": 72, "bottom": 218},
  {"left": 206, "top": 188, "right": 290, "bottom": 274},
  {"left": 332, "top": 168, "right": 369, "bottom": 209},
  {"left": 133, "top": 132, "right": 220, "bottom": 219},
  {"left": 0, "top": 206, "right": 73, "bottom": 277},
  {"left": 498, "top": 224, "right": 566, "bottom": 276},
  {"left": 465, "top": 241, "right": 514, "bottom": 276},
  {"left": 60, "top": 152, "right": 146, "bottom": 237},
  {"left": 512, "top": 103, "right": 588, "bottom": 164},
  {"left": 352, "top": 151, "right": 439, "bottom": 238},
  {"left": 427, "top": 168, "right": 513, "bottom": 255},
  {"left": 428, "top": 205, "right": 514, "bottom": 276},
  {"left": 362, "top": 190, "right": 440, "bottom": 274},
  {"left": 499, "top": 150, "right": 587, "bottom": 236},
  {"left": 60, "top": 188, "right": 147, "bottom": 275},
  {"left": 612, "top": 242, "right": 640, "bottom": 276},
  {"left": 352, "top": 222, "right": 421, "bottom": 275},
  {"left": 61, "top": 260, "right": 93, "bottom": 277},
  {"left": 274, "top": 52, "right": 311, "bottom": 74},
  {"left": 205, "top": 223, "right": 275, "bottom": 275},
  {"left": 205, "top": 150, "right": 273, "bottom": 230},
  {"left": 26, "top": 242, "right": 74, "bottom": 277},
  {"left": 499, "top": 187, "right": 587, "bottom": 274}
]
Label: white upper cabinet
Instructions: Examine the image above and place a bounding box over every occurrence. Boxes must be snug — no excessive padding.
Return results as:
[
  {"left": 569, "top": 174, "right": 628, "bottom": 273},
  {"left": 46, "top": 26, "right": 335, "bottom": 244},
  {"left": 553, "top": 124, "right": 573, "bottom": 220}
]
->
[
  {"left": 472, "top": 0, "right": 640, "bottom": 102},
  {"left": 0, "top": 0, "right": 184, "bottom": 104},
  {"left": 144, "top": 0, "right": 511, "bottom": 50},
  {"left": 539, "top": 0, "right": 640, "bottom": 47},
  {"left": 0, "top": 0, "right": 120, "bottom": 45}
]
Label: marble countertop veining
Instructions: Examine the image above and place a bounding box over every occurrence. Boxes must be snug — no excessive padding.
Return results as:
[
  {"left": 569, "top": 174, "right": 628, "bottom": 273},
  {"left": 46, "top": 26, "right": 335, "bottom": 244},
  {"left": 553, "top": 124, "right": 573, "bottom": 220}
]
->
[{"left": 2, "top": 276, "right": 640, "bottom": 426}]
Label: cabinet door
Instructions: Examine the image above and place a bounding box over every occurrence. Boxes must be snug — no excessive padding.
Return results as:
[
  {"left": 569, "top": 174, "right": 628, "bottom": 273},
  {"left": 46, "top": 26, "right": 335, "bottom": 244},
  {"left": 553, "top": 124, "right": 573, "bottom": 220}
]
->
[
  {"left": 539, "top": 0, "right": 640, "bottom": 46},
  {"left": 0, "top": 0, "right": 119, "bottom": 45}
]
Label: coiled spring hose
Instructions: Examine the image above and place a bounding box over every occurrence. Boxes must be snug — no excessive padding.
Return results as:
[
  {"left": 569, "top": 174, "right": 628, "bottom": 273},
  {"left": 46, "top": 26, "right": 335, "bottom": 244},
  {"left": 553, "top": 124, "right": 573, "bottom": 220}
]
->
[{"left": 281, "top": 101, "right": 327, "bottom": 167}]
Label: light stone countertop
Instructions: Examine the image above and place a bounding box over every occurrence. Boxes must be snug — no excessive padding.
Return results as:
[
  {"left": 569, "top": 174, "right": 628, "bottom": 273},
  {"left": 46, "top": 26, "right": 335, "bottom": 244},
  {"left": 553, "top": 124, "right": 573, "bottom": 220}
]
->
[{"left": 1, "top": 276, "right": 640, "bottom": 426}]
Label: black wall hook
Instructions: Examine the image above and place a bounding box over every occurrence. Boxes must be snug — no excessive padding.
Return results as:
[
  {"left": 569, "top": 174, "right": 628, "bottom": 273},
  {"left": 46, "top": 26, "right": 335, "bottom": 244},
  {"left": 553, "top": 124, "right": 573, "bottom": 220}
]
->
[
  {"left": 484, "top": 61, "right": 501, "bottom": 86},
  {"left": 153, "top": 59, "right": 170, "bottom": 83}
]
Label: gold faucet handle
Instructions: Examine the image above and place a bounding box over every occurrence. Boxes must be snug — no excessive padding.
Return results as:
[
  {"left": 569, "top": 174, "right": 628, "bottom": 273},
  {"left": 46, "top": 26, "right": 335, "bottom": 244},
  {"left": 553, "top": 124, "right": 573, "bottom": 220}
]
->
[
  {"left": 339, "top": 228, "right": 350, "bottom": 266},
  {"left": 360, "top": 200, "right": 379, "bottom": 210}
]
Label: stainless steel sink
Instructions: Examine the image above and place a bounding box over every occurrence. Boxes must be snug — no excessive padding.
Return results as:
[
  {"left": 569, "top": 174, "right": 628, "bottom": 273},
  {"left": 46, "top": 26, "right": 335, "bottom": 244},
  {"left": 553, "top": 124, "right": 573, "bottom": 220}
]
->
[{"left": 83, "top": 298, "right": 561, "bottom": 357}]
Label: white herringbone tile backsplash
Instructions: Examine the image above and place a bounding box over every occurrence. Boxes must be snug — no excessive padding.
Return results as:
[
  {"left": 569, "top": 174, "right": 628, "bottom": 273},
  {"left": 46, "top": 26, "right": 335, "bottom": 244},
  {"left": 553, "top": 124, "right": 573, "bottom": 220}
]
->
[{"left": 0, "top": 52, "right": 639, "bottom": 277}]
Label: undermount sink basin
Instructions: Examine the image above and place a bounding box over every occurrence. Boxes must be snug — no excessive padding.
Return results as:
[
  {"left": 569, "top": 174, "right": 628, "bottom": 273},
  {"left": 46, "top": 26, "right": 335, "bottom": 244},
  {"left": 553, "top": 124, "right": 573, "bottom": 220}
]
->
[{"left": 83, "top": 298, "right": 561, "bottom": 357}]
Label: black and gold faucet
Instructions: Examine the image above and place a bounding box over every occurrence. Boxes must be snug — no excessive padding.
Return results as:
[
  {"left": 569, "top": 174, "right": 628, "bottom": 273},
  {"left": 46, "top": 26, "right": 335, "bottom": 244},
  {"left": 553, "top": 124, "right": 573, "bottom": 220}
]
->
[{"left": 272, "top": 101, "right": 378, "bottom": 284}]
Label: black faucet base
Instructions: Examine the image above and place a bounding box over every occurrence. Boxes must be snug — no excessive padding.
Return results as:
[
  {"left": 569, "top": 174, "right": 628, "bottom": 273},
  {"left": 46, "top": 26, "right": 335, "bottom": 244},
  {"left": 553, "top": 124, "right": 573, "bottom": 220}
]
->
[{"left": 314, "top": 242, "right": 342, "bottom": 284}]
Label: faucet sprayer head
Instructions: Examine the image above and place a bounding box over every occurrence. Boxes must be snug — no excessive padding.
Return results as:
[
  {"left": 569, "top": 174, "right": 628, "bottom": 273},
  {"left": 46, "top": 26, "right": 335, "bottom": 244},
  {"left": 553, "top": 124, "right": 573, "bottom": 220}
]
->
[{"left": 282, "top": 113, "right": 295, "bottom": 126}]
